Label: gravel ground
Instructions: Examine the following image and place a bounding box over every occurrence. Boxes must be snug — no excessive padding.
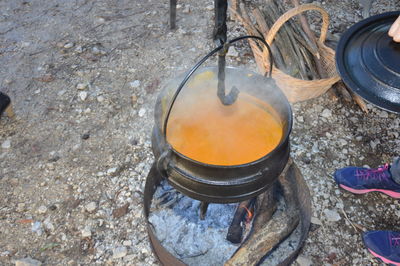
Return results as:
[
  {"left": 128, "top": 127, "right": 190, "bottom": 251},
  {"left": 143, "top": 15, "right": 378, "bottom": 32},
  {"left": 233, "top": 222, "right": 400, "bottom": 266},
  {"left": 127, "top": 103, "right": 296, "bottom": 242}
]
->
[{"left": 1, "top": 0, "right": 399, "bottom": 265}]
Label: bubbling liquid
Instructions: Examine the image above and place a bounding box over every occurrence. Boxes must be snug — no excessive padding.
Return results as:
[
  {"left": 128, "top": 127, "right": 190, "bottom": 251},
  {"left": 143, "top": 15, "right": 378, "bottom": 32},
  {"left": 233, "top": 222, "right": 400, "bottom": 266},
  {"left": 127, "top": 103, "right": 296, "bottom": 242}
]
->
[{"left": 166, "top": 78, "right": 283, "bottom": 166}]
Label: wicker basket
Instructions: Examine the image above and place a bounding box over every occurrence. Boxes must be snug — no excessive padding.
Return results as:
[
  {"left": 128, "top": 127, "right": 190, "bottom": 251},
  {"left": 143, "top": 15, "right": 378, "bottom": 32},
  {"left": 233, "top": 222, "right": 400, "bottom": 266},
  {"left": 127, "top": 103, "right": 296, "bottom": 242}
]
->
[{"left": 235, "top": 4, "right": 340, "bottom": 102}]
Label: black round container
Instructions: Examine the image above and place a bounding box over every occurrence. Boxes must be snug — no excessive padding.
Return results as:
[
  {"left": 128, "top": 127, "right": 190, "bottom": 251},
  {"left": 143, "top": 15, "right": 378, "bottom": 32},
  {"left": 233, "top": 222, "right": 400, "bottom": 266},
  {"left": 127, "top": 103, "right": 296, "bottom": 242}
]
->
[{"left": 152, "top": 66, "right": 292, "bottom": 203}]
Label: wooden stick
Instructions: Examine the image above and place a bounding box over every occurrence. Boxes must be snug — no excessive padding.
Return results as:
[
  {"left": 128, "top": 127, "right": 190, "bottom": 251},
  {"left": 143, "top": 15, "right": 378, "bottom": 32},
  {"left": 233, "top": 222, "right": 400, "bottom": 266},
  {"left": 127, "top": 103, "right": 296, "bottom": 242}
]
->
[{"left": 226, "top": 199, "right": 254, "bottom": 244}]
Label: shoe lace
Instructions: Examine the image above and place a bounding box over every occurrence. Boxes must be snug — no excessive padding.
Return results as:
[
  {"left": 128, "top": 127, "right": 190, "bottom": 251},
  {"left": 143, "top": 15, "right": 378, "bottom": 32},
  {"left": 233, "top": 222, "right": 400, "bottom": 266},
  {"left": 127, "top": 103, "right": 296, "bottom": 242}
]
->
[
  {"left": 390, "top": 232, "right": 400, "bottom": 248},
  {"left": 355, "top": 164, "right": 390, "bottom": 181}
]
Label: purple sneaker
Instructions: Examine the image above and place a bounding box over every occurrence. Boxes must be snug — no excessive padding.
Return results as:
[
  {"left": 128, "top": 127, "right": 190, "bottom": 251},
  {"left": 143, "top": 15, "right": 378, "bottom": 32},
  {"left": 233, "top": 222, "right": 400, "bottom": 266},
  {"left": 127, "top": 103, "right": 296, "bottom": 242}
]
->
[
  {"left": 334, "top": 164, "right": 400, "bottom": 198},
  {"left": 363, "top": 230, "right": 400, "bottom": 265}
]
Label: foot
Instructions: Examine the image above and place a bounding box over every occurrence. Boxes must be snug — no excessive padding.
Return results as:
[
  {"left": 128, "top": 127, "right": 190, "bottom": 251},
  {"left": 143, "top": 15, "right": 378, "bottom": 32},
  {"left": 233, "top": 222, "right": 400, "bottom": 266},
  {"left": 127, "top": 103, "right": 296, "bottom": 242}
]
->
[
  {"left": 334, "top": 164, "right": 400, "bottom": 198},
  {"left": 363, "top": 230, "right": 400, "bottom": 265}
]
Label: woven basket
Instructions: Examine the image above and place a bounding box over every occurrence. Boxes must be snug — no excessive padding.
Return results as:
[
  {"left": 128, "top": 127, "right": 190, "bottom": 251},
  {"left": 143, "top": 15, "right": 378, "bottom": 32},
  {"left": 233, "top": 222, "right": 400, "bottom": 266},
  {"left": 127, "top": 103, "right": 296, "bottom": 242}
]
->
[{"left": 236, "top": 4, "right": 340, "bottom": 102}]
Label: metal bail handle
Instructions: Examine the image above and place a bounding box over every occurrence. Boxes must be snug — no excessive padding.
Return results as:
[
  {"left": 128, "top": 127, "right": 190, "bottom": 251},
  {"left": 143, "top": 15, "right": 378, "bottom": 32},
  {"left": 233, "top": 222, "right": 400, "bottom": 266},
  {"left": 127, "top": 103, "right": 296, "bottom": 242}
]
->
[{"left": 162, "top": 35, "right": 275, "bottom": 137}]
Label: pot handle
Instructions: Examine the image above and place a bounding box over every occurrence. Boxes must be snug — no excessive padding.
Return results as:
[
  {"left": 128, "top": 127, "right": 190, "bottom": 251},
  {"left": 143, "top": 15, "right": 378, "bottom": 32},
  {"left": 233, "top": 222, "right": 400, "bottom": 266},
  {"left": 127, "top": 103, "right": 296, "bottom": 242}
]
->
[{"left": 162, "top": 35, "right": 275, "bottom": 137}]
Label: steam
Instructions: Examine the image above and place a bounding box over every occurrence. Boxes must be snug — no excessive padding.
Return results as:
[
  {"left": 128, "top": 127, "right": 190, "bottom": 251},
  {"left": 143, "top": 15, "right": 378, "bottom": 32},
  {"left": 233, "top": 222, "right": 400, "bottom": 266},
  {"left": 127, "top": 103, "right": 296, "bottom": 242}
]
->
[{"left": 165, "top": 67, "right": 288, "bottom": 165}]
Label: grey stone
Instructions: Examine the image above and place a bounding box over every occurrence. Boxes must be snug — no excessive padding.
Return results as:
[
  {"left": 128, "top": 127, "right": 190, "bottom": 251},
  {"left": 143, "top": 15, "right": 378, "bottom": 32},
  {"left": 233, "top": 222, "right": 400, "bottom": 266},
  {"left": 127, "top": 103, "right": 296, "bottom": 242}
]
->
[
  {"left": 2, "top": 139, "right": 11, "bottom": 149},
  {"left": 15, "top": 257, "right": 42, "bottom": 266},
  {"left": 324, "top": 209, "right": 341, "bottom": 222},
  {"left": 85, "top": 202, "right": 97, "bottom": 213},
  {"left": 112, "top": 246, "right": 128, "bottom": 259}
]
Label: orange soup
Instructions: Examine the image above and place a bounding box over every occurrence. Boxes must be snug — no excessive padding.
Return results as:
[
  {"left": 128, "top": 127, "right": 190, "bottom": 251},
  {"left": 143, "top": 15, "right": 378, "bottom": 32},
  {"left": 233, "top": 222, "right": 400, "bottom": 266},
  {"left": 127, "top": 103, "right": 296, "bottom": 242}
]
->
[{"left": 166, "top": 75, "right": 283, "bottom": 165}]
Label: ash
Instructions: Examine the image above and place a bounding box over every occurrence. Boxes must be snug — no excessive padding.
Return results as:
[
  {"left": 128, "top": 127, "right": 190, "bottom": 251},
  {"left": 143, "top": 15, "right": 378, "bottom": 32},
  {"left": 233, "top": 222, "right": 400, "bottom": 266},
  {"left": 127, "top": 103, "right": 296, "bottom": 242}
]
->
[{"left": 149, "top": 180, "right": 239, "bottom": 265}]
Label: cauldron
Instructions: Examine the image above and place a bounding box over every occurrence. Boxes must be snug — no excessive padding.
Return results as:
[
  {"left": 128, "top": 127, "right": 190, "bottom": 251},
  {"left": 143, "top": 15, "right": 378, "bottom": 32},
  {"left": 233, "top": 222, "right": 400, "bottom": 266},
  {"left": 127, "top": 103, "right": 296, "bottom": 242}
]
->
[{"left": 151, "top": 36, "right": 292, "bottom": 203}]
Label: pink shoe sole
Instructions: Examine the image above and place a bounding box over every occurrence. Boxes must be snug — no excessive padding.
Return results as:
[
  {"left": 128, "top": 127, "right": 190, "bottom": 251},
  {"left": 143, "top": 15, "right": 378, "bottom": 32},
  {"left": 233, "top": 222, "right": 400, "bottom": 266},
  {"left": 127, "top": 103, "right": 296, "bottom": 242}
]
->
[
  {"left": 339, "top": 184, "right": 400, "bottom": 199},
  {"left": 368, "top": 248, "right": 400, "bottom": 266}
]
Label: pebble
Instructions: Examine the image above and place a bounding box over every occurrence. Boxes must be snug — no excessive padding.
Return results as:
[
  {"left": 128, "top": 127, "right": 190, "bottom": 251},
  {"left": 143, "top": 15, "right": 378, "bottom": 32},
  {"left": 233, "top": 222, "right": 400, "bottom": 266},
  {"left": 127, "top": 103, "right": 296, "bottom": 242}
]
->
[
  {"left": 138, "top": 108, "right": 146, "bottom": 117},
  {"left": 31, "top": 221, "right": 42, "bottom": 236},
  {"left": 2, "top": 139, "right": 11, "bottom": 149},
  {"left": 37, "top": 205, "right": 47, "bottom": 214},
  {"left": 321, "top": 109, "right": 332, "bottom": 118},
  {"left": 64, "top": 42, "right": 74, "bottom": 49},
  {"left": 324, "top": 209, "right": 341, "bottom": 222},
  {"left": 76, "top": 83, "right": 88, "bottom": 90},
  {"left": 97, "top": 95, "right": 105, "bottom": 103},
  {"left": 295, "top": 256, "right": 313, "bottom": 266},
  {"left": 17, "top": 203, "right": 26, "bottom": 212},
  {"left": 206, "top": 4, "right": 213, "bottom": 11},
  {"left": 43, "top": 218, "right": 54, "bottom": 231},
  {"left": 182, "top": 5, "right": 191, "bottom": 14},
  {"left": 107, "top": 167, "right": 118, "bottom": 175},
  {"left": 74, "top": 46, "right": 83, "bottom": 53},
  {"left": 15, "top": 257, "right": 42, "bottom": 266},
  {"left": 129, "top": 80, "right": 140, "bottom": 88},
  {"left": 123, "top": 240, "right": 132, "bottom": 246},
  {"left": 131, "top": 94, "right": 138, "bottom": 105},
  {"left": 311, "top": 217, "right": 322, "bottom": 225},
  {"left": 85, "top": 202, "right": 97, "bottom": 213},
  {"left": 226, "top": 46, "right": 239, "bottom": 57},
  {"left": 79, "top": 91, "right": 88, "bottom": 101},
  {"left": 112, "top": 246, "right": 128, "bottom": 259},
  {"left": 92, "top": 46, "right": 101, "bottom": 55},
  {"left": 81, "top": 226, "right": 92, "bottom": 238}
]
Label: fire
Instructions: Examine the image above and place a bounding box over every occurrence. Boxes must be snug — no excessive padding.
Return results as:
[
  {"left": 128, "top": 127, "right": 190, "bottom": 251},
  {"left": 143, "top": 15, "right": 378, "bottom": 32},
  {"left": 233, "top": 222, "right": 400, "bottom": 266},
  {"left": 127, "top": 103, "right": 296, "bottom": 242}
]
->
[{"left": 243, "top": 206, "right": 253, "bottom": 223}]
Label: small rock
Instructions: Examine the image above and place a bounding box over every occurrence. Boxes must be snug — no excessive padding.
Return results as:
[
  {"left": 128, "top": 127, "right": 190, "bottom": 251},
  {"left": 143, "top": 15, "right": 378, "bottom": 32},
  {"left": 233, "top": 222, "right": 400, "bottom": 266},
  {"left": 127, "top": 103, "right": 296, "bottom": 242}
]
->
[
  {"left": 324, "top": 209, "right": 341, "bottom": 222},
  {"left": 43, "top": 218, "right": 54, "bottom": 231},
  {"left": 64, "top": 42, "right": 74, "bottom": 49},
  {"left": 321, "top": 109, "right": 332, "bottom": 118},
  {"left": 206, "top": 5, "right": 213, "bottom": 11},
  {"left": 16, "top": 203, "right": 26, "bottom": 212},
  {"left": 129, "top": 80, "right": 140, "bottom": 88},
  {"left": 82, "top": 133, "right": 90, "bottom": 140},
  {"left": 227, "top": 47, "right": 239, "bottom": 57},
  {"left": 92, "top": 46, "right": 100, "bottom": 55},
  {"left": 15, "top": 257, "right": 42, "bottom": 266},
  {"left": 81, "top": 226, "right": 92, "bottom": 238},
  {"left": 379, "top": 110, "right": 389, "bottom": 118},
  {"left": 296, "top": 256, "right": 312, "bottom": 266},
  {"left": 85, "top": 202, "right": 97, "bottom": 213},
  {"left": 75, "top": 46, "right": 83, "bottom": 53},
  {"left": 37, "top": 205, "right": 47, "bottom": 214},
  {"left": 112, "top": 246, "right": 128, "bottom": 259},
  {"left": 31, "top": 221, "right": 42, "bottom": 236},
  {"left": 311, "top": 217, "right": 322, "bottom": 225},
  {"left": 123, "top": 240, "right": 132, "bottom": 246},
  {"left": 79, "top": 91, "right": 88, "bottom": 101},
  {"left": 97, "top": 95, "right": 105, "bottom": 102},
  {"left": 182, "top": 5, "right": 190, "bottom": 13},
  {"left": 138, "top": 108, "right": 146, "bottom": 117},
  {"left": 131, "top": 94, "right": 138, "bottom": 105},
  {"left": 2, "top": 139, "right": 11, "bottom": 149},
  {"left": 107, "top": 167, "right": 118, "bottom": 175},
  {"left": 112, "top": 203, "right": 130, "bottom": 219},
  {"left": 76, "top": 83, "right": 87, "bottom": 90}
]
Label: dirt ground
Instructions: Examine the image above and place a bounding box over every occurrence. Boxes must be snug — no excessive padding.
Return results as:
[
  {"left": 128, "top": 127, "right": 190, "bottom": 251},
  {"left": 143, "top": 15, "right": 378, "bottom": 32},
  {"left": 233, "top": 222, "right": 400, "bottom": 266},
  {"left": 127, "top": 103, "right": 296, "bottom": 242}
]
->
[{"left": 1, "top": 0, "right": 400, "bottom": 265}]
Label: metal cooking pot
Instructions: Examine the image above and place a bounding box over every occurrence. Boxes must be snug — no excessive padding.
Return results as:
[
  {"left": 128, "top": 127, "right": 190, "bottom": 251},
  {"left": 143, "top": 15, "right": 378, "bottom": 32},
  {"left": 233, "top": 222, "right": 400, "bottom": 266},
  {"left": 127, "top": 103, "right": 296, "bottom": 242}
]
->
[{"left": 151, "top": 36, "right": 293, "bottom": 203}]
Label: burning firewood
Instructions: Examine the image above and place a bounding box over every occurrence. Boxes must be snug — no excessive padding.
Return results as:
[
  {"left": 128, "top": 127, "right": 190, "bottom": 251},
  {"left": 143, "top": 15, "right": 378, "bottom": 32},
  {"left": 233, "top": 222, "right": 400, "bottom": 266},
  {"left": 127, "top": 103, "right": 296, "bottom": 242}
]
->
[{"left": 225, "top": 160, "right": 300, "bottom": 266}]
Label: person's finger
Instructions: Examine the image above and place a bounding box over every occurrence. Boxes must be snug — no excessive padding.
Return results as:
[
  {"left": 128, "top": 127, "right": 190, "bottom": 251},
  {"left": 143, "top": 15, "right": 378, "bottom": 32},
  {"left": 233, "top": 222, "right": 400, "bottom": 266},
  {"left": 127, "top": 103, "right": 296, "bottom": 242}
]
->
[
  {"left": 394, "top": 29, "right": 400, "bottom": 42},
  {"left": 389, "top": 16, "right": 400, "bottom": 37}
]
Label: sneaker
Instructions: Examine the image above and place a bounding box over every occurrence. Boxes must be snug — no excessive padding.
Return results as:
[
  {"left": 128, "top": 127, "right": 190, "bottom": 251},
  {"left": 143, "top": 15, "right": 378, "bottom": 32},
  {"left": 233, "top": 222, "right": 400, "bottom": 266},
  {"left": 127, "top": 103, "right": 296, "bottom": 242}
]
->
[
  {"left": 363, "top": 230, "right": 400, "bottom": 265},
  {"left": 334, "top": 164, "right": 400, "bottom": 198}
]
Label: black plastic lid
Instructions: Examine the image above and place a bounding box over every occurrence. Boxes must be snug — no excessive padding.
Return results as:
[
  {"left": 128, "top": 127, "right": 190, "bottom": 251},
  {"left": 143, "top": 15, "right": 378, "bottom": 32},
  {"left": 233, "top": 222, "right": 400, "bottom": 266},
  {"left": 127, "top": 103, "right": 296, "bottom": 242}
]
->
[{"left": 336, "top": 11, "right": 400, "bottom": 113}]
